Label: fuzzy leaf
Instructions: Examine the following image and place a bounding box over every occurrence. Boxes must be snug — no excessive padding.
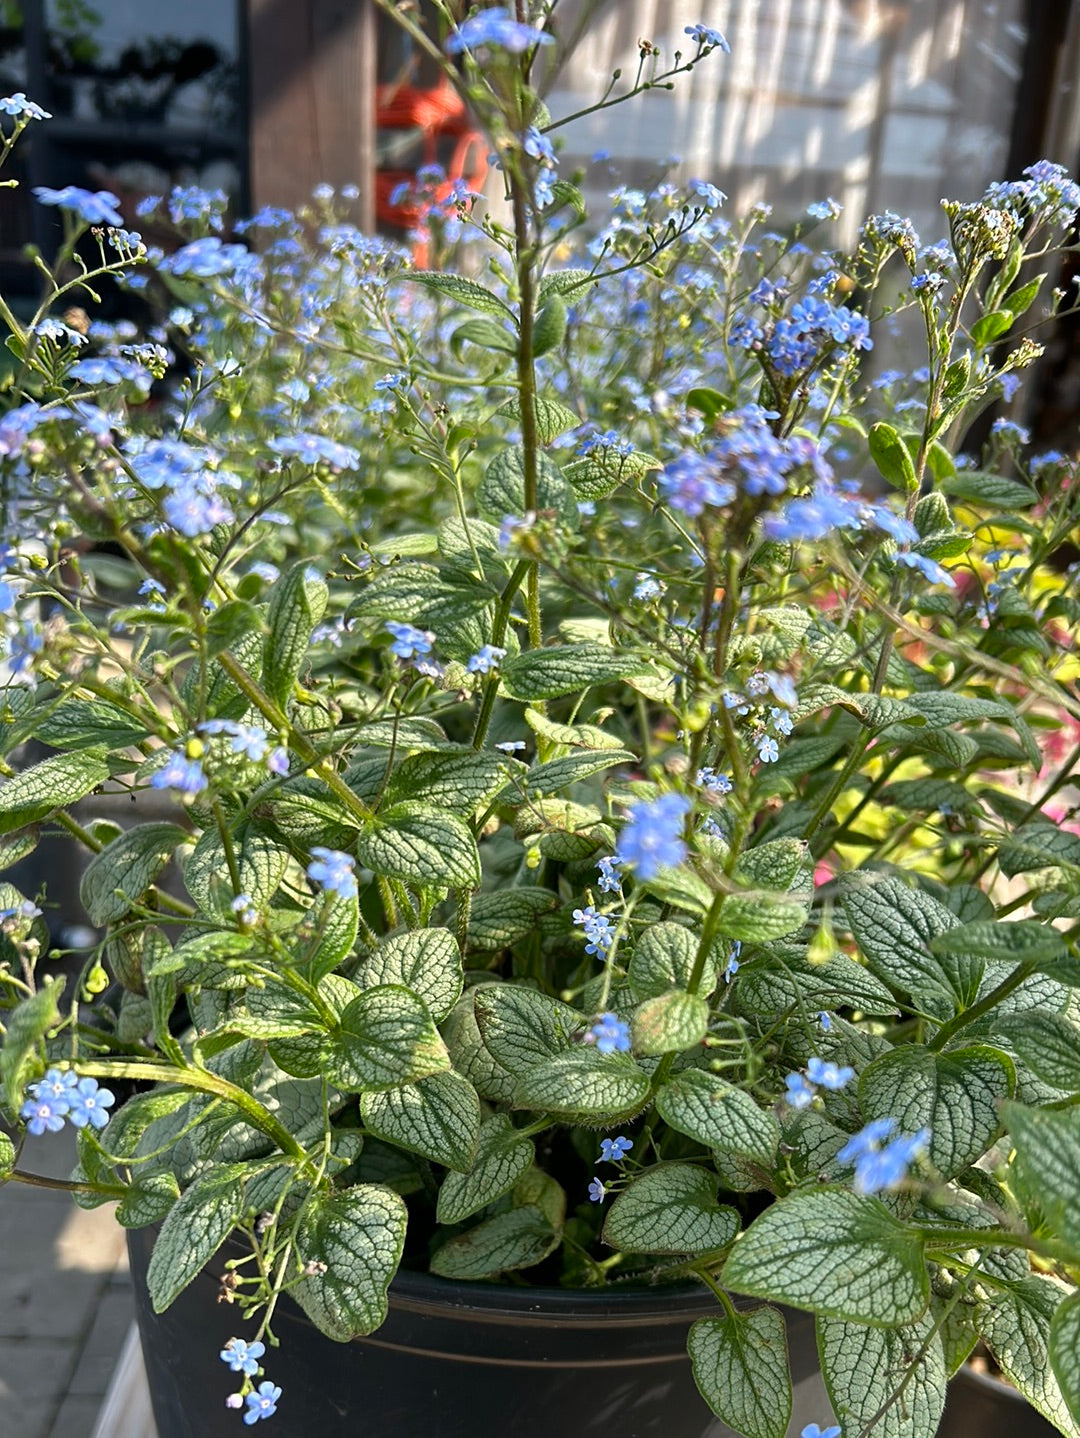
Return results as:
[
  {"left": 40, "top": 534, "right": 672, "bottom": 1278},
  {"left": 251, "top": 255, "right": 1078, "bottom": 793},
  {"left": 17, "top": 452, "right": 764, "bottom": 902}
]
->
[
  {"left": 514, "top": 1048, "right": 650, "bottom": 1120},
  {"left": 818, "top": 1311, "right": 947, "bottom": 1438},
  {"left": 294, "top": 1183, "right": 408, "bottom": 1340},
  {"left": 842, "top": 876, "right": 974, "bottom": 1014},
  {"left": 998, "top": 1010, "right": 1080, "bottom": 1089},
  {"left": 500, "top": 643, "right": 644, "bottom": 701},
  {"left": 436, "top": 1113, "right": 534, "bottom": 1224},
  {"left": 465, "top": 889, "right": 560, "bottom": 951},
  {"left": 430, "top": 1204, "right": 557, "bottom": 1280},
  {"left": 80, "top": 823, "right": 187, "bottom": 925},
  {"left": 631, "top": 989, "right": 708, "bottom": 1055},
  {"left": 716, "top": 892, "right": 807, "bottom": 943},
  {"left": 360, "top": 1070, "right": 481, "bottom": 1173},
  {"left": 656, "top": 1070, "right": 780, "bottom": 1168},
  {"left": 476, "top": 445, "right": 574, "bottom": 524},
  {"left": 0, "top": 749, "right": 109, "bottom": 835},
  {"left": 689, "top": 1306, "right": 791, "bottom": 1438},
  {"left": 603, "top": 1163, "right": 739, "bottom": 1254},
  {"left": 722, "top": 1189, "right": 929, "bottom": 1325},
  {"left": 2, "top": 979, "right": 64, "bottom": 1110},
  {"left": 472, "top": 985, "right": 579, "bottom": 1075},
  {"left": 263, "top": 562, "right": 328, "bottom": 706},
  {"left": 146, "top": 1164, "right": 250, "bottom": 1312},
  {"left": 628, "top": 921, "right": 718, "bottom": 1000},
  {"left": 1050, "top": 1292, "right": 1080, "bottom": 1429},
  {"left": 978, "top": 1277, "right": 1080, "bottom": 1438},
  {"left": 409, "top": 270, "right": 514, "bottom": 318},
  {"left": 327, "top": 984, "right": 450, "bottom": 1091},
  {"left": 1002, "top": 1102, "right": 1080, "bottom": 1251},
  {"left": 355, "top": 928, "right": 463, "bottom": 1022},
  {"left": 357, "top": 803, "right": 481, "bottom": 889}
]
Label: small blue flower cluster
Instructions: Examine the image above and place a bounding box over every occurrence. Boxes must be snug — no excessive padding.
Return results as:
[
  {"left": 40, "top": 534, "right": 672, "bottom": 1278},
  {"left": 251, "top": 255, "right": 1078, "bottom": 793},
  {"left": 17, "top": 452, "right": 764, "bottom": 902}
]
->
[
  {"left": 221, "top": 1338, "right": 281, "bottom": 1425},
  {"left": 384, "top": 620, "right": 444, "bottom": 679},
  {"left": 615, "top": 793, "right": 690, "bottom": 880},
  {"left": 21, "top": 1070, "right": 114, "bottom": 1135},
  {"left": 983, "top": 160, "right": 1080, "bottom": 230},
  {"left": 467, "top": 644, "right": 506, "bottom": 675},
  {"left": 837, "top": 1119, "right": 930, "bottom": 1196},
  {"left": 34, "top": 185, "right": 123, "bottom": 227},
  {"left": 585, "top": 1012, "right": 631, "bottom": 1055},
  {"left": 306, "top": 847, "right": 358, "bottom": 901},
  {"left": 684, "top": 23, "right": 730, "bottom": 52},
  {"left": 784, "top": 1055, "right": 856, "bottom": 1108},
  {"left": 0, "top": 92, "right": 51, "bottom": 121},
  {"left": 572, "top": 904, "right": 615, "bottom": 957},
  {"left": 577, "top": 429, "right": 634, "bottom": 459},
  {"left": 595, "top": 856, "right": 622, "bottom": 893},
  {"left": 199, "top": 719, "right": 289, "bottom": 774},
  {"left": 445, "top": 6, "right": 554, "bottom": 55},
  {"left": 523, "top": 126, "right": 558, "bottom": 210}
]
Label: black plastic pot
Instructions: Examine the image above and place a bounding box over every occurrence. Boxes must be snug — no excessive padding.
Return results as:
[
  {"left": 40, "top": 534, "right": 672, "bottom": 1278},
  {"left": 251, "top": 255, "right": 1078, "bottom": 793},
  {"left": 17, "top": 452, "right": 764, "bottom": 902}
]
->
[{"left": 127, "top": 1228, "right": 829, "bottom": 1438}]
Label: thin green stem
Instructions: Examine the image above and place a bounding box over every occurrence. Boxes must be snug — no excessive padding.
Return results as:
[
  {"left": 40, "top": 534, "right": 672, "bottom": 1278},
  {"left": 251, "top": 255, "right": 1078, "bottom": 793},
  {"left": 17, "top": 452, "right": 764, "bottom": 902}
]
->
[{"left": 926, "top": 958, "right": 1040, "bottom": 1052}]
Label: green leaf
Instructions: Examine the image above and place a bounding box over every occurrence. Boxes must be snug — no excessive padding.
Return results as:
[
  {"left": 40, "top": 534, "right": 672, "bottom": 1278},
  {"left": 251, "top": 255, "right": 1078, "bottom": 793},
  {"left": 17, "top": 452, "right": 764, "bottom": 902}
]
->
[
  {"left": 514, "top": 1048, "right": 650, "bottom": 1121},
  {"left": 998, "top": 1010, "right": 1080, "bottom": 1089},
  {"left": 538, "top": 267, "right": 594, "bottom": 301},
  {"left": 842, "top": 875, "right": 974, "bottom": 1014},
  {"left": 978, "top": 1278, "right": 1080, "bottom": 1438},
  {"left": 387, "top": 750, "right": 505, "bottom": 815},
  {"left": 603, "top": 1163, "right": 739, "bottom": 1254},
  {"left": 34, "top": 699, "right": 148, "bottom": 750},
  {"left": 511, "top": 748, "right": 634, "bottom": 798},
  {"left": 116, "top": 1170, "right": 181, "bottom": 1228},
  {"left": 818, "top": 1312, "right": 947, "bottom": 1438},
  {"left": 294, "top": 1183, "right": 408, "bottom": 1340},
  {"left": 869, "top": 422, "right": 918, "bottom": 493},
  {"left": 80, "top": 823, "right": 187, "bottom": 925},
  {"left": 998, "top": 823, "right": 1080, "bottom": 878},
  {"left": 360, "top": 1070, "right": 480, "bottom": 1173},
  {"left": 476, "top": 445, "right": 574, "bottom": 524},
  {"left": 263, "top": 562, "right": 328, "bottom": 707},
  {"left": 146, "top": 1164, "right": 250, "bottom": 1312},
  {"left": 357, "top": 803, "right": 481, "bottom": 889},
  {"left": 563, "top": 447, "right": 661, "bottom": 501},
  {"left": 735, "top": 949, "right": 898, "bottom": 1017},
  {"left": 1002, "top": 1102, "right": 1080, "bottom": 1251},
  {"left": 472, "top": 984, "right": 579, "bottom": 1075},
  {"left": 451, "top": 315, "right": 517, "bottom": 357},
  {"left": 355, "top": 928, "right": 463, "bottom": 1022},
  {"left": 327, "top": 984, "right": 450, "bottom": 1091},
  {"left": 656, "top": 1070, "right": 780, "bottom": 1168},
  {"left": 716, "top": 892, "right": 807, "bottom": 943},
  {"left": 430, "top": 1204, "right": 558, "bottom": 1280},
  {"left": 931, "top": 919, "right": 1066, "bottom": 966},
  {"left": 971, "top": 309, "right": 1014, "bottom": 346},
  {"left": 941, "top": 470, "right": 1038, "bottom": 510},
  {"left": 628, "top": 921, "right": 716, "bottom": 1001},
  {"left": 1006, "top": 275, "right": 1045, "bottom": 320},
  {"left": 722, "top": 1189, "right": 929, "bottom": 1325},
  {"left": 532, "top": 294, "right": 567, "bottom": 356},
  {"left": 0, "top": 1128, "right": 14, "bottom": 1177},
  {"left": 408, "top": 270, "right": 514, "bottom": 318},
  {"left": 689, "top": 1307, "right": 791, "bottom": 1438},
  {"left": 631, "top": 989, "right": 708, "bottom": 1055},
  {"left": 1050, "top": 1292, "right": 1080, "bottom": 1429},
  {"left": 862, "top": 1044, "right": 1013, "bottom": 1178},
  {"left": 1, "top": 979, "right": 63, "bottom": 1111},
  {"left": 299, "top": 889, "right": 360, "bottom": 984},
  {"left": 436, "top": 1112, "right": 534, "bottom": 1224},
  {"left": 185, "top": 826, "right": 289, "bottom": 921},
  {"left": 500, "top": 643, "right": 644, "bottom": 701},
  {"left": 465, "top": 889, "right": 559, "bottom": 951},
  {"left": 737, "top": 839, "right": 808, "bottom": 892},
  {"left": 495, "top": 392, "right": 579, "bottom": 444},
  {"left": 0, "top": 749, "right": 109, "bottom": 835}
]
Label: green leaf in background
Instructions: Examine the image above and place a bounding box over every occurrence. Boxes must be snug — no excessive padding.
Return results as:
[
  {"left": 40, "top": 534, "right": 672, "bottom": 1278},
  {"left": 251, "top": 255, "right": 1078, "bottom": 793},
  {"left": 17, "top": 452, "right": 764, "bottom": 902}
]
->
[
  {"left": 628, "top": 921, "right": 718, "bottom": 1001},
  {"left": 941, "top": 470, "right": 1038, "bottom": 510},
  {"left": 476, "top": 444, "right": 575, "bottom": 524},
  {"left": 998, "top": 1010, "right": 1080, "bottom": 1089},
  {"left": 0, "top": 1129, "right": 14, "bottom": 1177},
  {"left": 1050, "top": 1292, "right": 1080, "bottom": 1429},
  {"left": 858, "top": 1045, "right": 1013, "bottom": 1178},
  {"left": 299, "top": 888, "right": 360, "bottom": 984},
  {"left": 499, "top": 642, "right": 644, "bottom": 701},
  {"left": 722, "top": 1189, "right": 929, "bottom": 1325},
  {"left": 386, "top": 749, "right": 505, "bottom": 815},
  {"left": 736, "top": 838, "right": 808, "bottom": 892},
  {"left": 80, "top": 823, "right": 188, "bottom": 925},
  {"left": 184, "top": 825, "right": 288, "bottom": 921},
  {"left": 263, "top": 561, "right": 328, "bottom": 707},
  {"left": 355, "top": 928, "right": 463, "bottom": 1022},
  {"left": 656, "top": 1070, "right": 780, "bottom": 1168},
  {"left": 688, "top": 1306, "right": 791, "bottom": 1438},
  {"left": 357, "top": 803, "right": 480, "bottom": 890},
  {"left": 842, "top": 875, "right": 974, "bottom": 1014},
  {"left": 716, "top": 892, "right": 807, "bottom": 943},
  {"left": 0, "top": 749, "right": 109, "bottom": 835},
  {"left": 1002, "top": 1102, "right": 1080, "bottom": 1251},
  {"left": 818, "top": 1312, "right": 947, "bottom": 1438},
  {"left": 602, "top": 1163, "right": 739, "bottom": 1254},
  {"left": 531, "top": 293, "right": 567, "bottom": 356},
  {"left": 360, "top": 1070, "right": 480, "bottom": 1173},
  {"left": 436, "top": 1112, "right": 534, "bottom": 1224},
  {"left": 465, "top": 889, "right": 560, "bottom": 951},
  {"left": 294, "top": 1183, "right": 408, "bottom": 1340},
  {"left": 514, "top": 1048, "right": 649, "bottom": 1121},
  {"left": 430, "top": 1204, "right": 558, "bottom": 1280},
  {"left": 495, "top": 392, "right": 579, "bottom": 443},
  {"left": 408, "top": 270, "right": 515, "bottom": 319},
  {"left": 631, "top": 989, "right": 708, "bottom": 1055},
  {"left": 931, "top": 919, "right": 1067, "bottom": 966},
  {"left": 327, "top": 985, "right": 450, "bottom": 1091},
  {"left": 34, "top": 698, "right": 149, "bottom": 750},
  {"left": 868, "top": 422, "right": 918, "bottom": 493},
  {"left": 1, "top": 979, "right": 63, "bottom": 1110},
  {"left": 978, "top": 1277, "right": 1080, "bottom": 1438},
  {"left": 472, "top": 985, "right": 579, "bottom": 1075},
  {"left": 146, "top": 1164, "right": 251, "bottom": 1312}
]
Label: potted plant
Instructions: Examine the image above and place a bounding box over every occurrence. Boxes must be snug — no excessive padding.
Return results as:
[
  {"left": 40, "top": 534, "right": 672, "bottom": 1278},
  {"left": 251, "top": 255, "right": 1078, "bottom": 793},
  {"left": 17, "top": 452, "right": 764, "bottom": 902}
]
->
[{"left": 1, "top": 6, "right": 1079, "bottom": 1437}]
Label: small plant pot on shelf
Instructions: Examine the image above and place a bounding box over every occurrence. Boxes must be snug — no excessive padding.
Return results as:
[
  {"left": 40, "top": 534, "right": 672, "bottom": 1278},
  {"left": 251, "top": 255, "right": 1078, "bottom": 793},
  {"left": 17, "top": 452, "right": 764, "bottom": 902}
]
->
[{"left": 127, "top": 1227, "right": 828, "bottom": 1438}]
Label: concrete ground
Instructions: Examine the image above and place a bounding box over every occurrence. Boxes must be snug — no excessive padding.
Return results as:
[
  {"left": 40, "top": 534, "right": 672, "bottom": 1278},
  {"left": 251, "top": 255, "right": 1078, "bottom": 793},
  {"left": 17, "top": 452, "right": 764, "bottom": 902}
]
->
[{"left": 0, "top": 1126, "right": 134, "bottom": 1438}]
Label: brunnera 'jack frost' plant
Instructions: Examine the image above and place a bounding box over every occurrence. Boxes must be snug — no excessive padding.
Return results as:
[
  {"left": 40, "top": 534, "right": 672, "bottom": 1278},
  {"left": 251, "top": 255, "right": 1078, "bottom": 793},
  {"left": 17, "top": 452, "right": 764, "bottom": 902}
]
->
[{"left": 2, "top": 5, "right": 1080, "bottom": 1435}]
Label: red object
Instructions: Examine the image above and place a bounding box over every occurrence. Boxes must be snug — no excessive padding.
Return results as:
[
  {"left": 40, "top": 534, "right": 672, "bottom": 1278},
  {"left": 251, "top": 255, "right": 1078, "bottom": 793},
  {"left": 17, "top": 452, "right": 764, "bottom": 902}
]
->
[{"left": 375, "top": 78, "right": 486, "bottom": 264}]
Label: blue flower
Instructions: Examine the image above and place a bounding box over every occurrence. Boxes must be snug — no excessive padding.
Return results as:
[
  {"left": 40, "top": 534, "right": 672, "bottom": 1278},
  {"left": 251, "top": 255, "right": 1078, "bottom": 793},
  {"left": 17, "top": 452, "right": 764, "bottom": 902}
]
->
[
  {"left": 374, "top": 372, "right": 408, "bottom": 392},
  {"left": 65, "top": 1076, "right": 115, "bottom": 1130},
  {"left": 895, "top": 551, "right": 956, "bottom": 588},
  {"left": 588, "top": 1178, "right": 607, "bottom": 1202},
  {"left": 307, "top": 847, "right": 358, "bottom": 900},
  {"left": 784, "top": 1072, "right": 815, "bottom": 1109},
  {"left": 595, "top": 856, "right": 622, "bottom": 894},
  {"left": 230, "top": 725, "right": 270, "bottom": 762},
  {"left": 220, "top": 1338, "right": 265, "bottom": 1375},
  {"left": 269, "top": 433, "right": 360, "bottom": 469},
  {"left": 384, "top": 620, "right": 434, "bottom": 661},
  {"left": 267, "top": 747, "right": 289, "bottom": 776},
  {"left": 162, "top": 485, "right": 234, "bottom": 537},
  {"left": 697, "top": 767, "right": 733, "bottom": 795},
  {"left": 807, "top": 198, "right": 842, "bottom": 220},
  {"left": 0, "top": 92, "right": 51, "bottom": 120},
  {"left": 724, "top": 942, "right": 741, "bottom": 982},
  {"left": 243, "top": 1382, "right": 282, "bottom": 1425},
  {"left": 615, "top": 793, "right": 691, "bottom": 880},
  {"left": 34, "top": 185, "right": 124, "bottom": 227},
  {"left": 658, "top": 453, "right": 734, "bottom": 516},
  {"left": 806, "top": 1057, "right": 854, "bottom": 1091},
  {"left": 446, "top": 7, "right": 554, "bottom": 54},
  {"left": 802, "top": 1426, "right": 842, "bottom": 1438},
  {"left": 586, "top": 1012, "right": 632, "bottom": 1055},
  {"left": 33, "top": 1069, "right": 78, "bottom": 1106},
  {"left": 836, "top": 1118, "right": 897, "bottom": 1163},
  {"left": 598, "top": 1136, "right": 633, "bottom": 1163},
  {"left": 572, "top": 905, "right": 615, "bottom": 957},
  {"left": 633, "top": 574, "right": 664, "bottom": 601},
  {"left": 756, "top": 736, "right": 779, "bottom": 764},
  {"left": 151, "top": 751, "right": 208, "bottom": 797},
  {"left": 684, "top": 23, "right": 731, "bottom": 51},
  {"left": 818, "top": 1011, "right": 833, "bottom": 1033},
  {"left": 466, "top": 645, "right": 506, "bottom": 675},
  {"left": 850, "top": 1128, "right": 930, "bottom": 1196}
]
